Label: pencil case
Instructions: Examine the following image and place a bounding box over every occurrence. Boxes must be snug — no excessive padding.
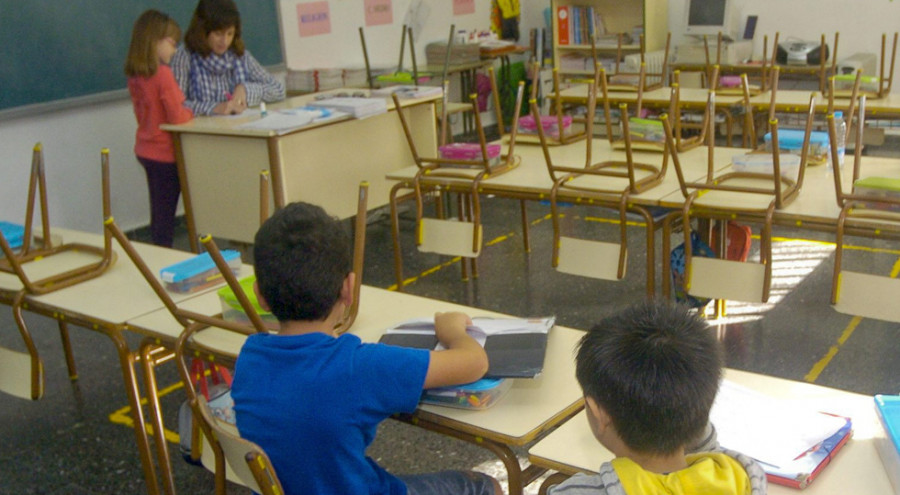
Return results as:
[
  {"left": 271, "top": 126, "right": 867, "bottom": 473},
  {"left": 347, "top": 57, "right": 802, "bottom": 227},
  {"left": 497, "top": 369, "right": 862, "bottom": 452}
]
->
[
  {"left": 852, "top": 176, "right": 900, "bottom": 212},
  {"left": 160, "top": 250, "right": 241, "bottom": 293},
  {"left": 626, "top": 117, "right": 665, "bottom": 142},
  {"left": 517, "top": 115, "right": 573, "bottom": 139},
  {"left": 0, "top": 221, "right": 25, "bottom": 250},
  {"left": 719, "top": 75, "right": 742, "bottom": 88},
  {"left": 833, "top": 73, "right": 880, "bottom": 93},
  {"left": 763, "top": 129, "right": 830, "bottom": 165},
  {"left": 421, "top": 377, "right": 512, "bottom": 410},
  {"left": 218, "top": 275, "right": 280, "bottom": 330},
  {"left": 438, "top": 142, "right": 501, "bottom": 166}
]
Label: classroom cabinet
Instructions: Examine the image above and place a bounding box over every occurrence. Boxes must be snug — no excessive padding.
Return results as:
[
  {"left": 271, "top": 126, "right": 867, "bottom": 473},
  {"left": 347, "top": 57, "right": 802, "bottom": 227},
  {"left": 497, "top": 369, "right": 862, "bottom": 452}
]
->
[{"left": 551, "top": 0, "right": 668, "bottom": 77}]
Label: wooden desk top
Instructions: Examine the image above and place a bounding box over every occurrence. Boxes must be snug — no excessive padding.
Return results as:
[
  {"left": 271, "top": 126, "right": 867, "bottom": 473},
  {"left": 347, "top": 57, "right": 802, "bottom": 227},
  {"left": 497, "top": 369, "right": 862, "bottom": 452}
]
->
[
  {"left": 555, "top": 85, "right": 745, "bottom": 108},
  {"left": 129, "top": 285, "right": 586, "bottom": 445},
  {"left": 386, "top": 139, "right": 748, "bottom": 208},
  {"left": 161, "top": 88, "right": 441, "bottom": 138},
  {"left": 528, "top": 368, "right": 893, "bottom": 494},
  {"left": 18, "top": 232, "right": 237, "bottom": 325}
]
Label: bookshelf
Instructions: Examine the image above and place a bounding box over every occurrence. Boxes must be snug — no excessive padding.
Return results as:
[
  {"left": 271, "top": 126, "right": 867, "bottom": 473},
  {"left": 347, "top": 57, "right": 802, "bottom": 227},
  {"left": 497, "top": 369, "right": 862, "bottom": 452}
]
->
[{"left": 551, "top": 0, "right": 668, "bottom": 78}]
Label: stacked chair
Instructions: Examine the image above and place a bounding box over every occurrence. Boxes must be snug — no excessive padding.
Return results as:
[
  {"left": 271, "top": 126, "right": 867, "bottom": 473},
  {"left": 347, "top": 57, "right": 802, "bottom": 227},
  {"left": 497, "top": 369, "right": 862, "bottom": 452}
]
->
[
  {"left": 827, "top": 96, "right": 900, "bottom": 322},
  {"left": 529, "top": 69, "right": 670, "bottom": 295},
  {"left": 659, "top": 90, "right": 818, "bottom": 304},
  {"left": 0, "top": 144, "right": 115, "bottom": 400},
  {"left": 389, "top": 74, "right": 526, "bottom": 290}
]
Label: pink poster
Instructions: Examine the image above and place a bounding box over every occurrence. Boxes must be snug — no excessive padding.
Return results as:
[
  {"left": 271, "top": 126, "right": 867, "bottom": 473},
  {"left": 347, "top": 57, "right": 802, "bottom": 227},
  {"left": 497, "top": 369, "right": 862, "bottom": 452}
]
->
[
  {"left": 296, "top": 1, "right": 331, "bottom": 37},
  {"left": 453, "top": 0, "right": 475, "bottom": 16},
  {"left": 365, "top": 0, "right": 393, "bottom": 26}
]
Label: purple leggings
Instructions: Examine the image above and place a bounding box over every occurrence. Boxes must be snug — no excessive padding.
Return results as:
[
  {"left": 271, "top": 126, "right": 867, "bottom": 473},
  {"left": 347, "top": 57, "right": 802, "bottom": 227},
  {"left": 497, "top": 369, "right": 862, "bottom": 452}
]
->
[{"left": 137, "top": 157, "right": 181, "bottom": 247}]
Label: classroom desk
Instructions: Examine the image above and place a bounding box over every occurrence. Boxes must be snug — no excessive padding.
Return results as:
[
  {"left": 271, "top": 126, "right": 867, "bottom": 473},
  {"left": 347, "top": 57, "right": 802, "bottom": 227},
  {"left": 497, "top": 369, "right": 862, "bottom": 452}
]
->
[
  {"left": 126, "top": 285, "right": 587, "bottom": 495},
  {"left": 670, "top": 61, "right": 832, "bottom": 91},
  {"left": 527, "top": 368, "right": 894, "bottom": 494},
  {"left": 162, "top": 89, "right": 439, "bottom": 249},
  {"left": 1, "top": 229, "right": 237, "bottom": 495}
]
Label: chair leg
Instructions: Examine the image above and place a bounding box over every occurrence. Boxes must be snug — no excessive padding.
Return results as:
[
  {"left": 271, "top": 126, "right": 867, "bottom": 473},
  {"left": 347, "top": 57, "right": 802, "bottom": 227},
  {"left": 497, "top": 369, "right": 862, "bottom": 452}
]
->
[
  {"left": 831, "top": 206, "right": 850, "bottom": 304},
  {"left": 12, "top": 291, "right": 43, "bottom": 400},
  {"left": 457, "top": 194, "right": 470, "bottom": 282},
  {"left": 519, "top": 200, "right": 531, "bottom": 253},
  {"left": 140, "top": 341, "right": 177, "bottom": 495},
  {"left": 390, "top": 183, "right": 410, "bottom": 292},
  {"left": 57, "top": 320, "right": 78, "bottom": 381}
]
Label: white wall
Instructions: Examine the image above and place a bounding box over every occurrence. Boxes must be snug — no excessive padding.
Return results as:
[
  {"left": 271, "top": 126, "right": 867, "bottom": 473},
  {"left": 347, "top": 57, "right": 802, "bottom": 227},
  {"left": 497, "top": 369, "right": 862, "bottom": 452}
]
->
[
  {"left": 0, "top": 99, "right": 149, "bottom": 234},
  {"left": 668, "top": 0, "right": 900, "bottom": 78}
]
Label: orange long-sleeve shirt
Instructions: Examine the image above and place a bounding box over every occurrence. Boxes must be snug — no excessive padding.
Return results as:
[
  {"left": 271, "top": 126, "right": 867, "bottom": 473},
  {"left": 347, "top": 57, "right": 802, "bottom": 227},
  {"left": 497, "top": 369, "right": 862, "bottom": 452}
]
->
[{"left": 128, "top": 65, "right": 193, "bottom": 163}]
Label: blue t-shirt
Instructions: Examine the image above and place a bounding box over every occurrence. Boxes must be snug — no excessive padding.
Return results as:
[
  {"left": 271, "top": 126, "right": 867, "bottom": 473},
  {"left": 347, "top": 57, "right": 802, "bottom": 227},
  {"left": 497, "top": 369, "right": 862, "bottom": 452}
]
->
[{"left": 232, "top": 332, "right": 430, "bottom": 495}]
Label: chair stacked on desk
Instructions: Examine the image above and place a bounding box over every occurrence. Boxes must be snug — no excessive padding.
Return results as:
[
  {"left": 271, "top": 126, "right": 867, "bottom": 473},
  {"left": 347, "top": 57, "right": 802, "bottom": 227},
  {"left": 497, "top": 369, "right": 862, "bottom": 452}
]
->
[
  {"left": 530, "top": 69, "right": 670, "bottom": 295},
  {"left": 0, "top": 144, "right": 115, "bottom": 400},
  {"left": 827, "top": 33, "right": 897, "bottom": 99},
  {"left": 660, "top": 90, "right": 817, "bottom": 304},
  {"left": 389, "top": 80, "right": 525, "bottom": 290},
  {"left": 827, "top": 96, "right": 900, "bottom": 322}
]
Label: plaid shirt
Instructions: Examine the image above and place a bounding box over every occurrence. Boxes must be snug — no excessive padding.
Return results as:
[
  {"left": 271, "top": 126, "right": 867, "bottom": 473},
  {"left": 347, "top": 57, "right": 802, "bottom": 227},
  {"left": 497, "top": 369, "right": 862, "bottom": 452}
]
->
[{"left": 171, "top": 45, "right": 284, "bottom": 116}]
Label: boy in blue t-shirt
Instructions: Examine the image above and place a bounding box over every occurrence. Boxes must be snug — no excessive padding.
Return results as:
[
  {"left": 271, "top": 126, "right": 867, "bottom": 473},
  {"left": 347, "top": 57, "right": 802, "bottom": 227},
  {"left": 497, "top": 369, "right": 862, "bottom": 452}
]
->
[{"left": 231, "top": 202, "right": 500, "bottom": 495}]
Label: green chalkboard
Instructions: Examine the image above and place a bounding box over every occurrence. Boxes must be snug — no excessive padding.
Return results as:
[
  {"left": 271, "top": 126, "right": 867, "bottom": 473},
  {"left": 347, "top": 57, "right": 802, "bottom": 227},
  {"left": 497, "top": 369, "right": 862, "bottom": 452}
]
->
[{"left": 0, "top": 0, "right": 283, "bottom": 112}]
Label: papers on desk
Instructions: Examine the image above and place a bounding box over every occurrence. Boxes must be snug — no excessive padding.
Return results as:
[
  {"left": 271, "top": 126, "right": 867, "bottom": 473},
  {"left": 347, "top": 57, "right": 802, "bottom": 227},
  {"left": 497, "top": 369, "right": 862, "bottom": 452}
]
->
[
  {"left": 236, "top": 107, "right": 347, "bottom": 135},
  {"left": 370, "top": 85, "right": 443, "bottom": 99},
  {"left": 306, "top": 97, "right": 388, "bottom": 119},
  {"left": 711, "top": 380, "right": 852, "bottom": 488},
  {"left": 379, "top": 316, "right": 555, "bottom": 379}
]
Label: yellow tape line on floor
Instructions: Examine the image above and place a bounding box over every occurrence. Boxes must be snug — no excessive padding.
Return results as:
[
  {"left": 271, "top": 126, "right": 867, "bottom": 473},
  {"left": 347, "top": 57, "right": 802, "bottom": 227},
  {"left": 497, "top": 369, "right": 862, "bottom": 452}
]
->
[{"left": 109, "top": 380, "right": 184, "bottom": 444}]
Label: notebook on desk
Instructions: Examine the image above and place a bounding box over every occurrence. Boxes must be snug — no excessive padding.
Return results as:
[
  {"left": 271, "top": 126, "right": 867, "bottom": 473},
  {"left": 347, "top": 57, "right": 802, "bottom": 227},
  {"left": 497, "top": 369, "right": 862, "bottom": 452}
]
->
[{"left": 378, "top": 316, "right": 555, "bottom": 379}]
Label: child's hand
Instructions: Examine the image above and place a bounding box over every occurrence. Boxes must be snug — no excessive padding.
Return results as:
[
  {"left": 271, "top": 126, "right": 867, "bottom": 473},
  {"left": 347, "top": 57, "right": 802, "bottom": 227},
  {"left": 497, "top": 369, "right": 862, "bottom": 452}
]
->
[{"left": 433, "top": 311, "right": 472, "bottom": 345}]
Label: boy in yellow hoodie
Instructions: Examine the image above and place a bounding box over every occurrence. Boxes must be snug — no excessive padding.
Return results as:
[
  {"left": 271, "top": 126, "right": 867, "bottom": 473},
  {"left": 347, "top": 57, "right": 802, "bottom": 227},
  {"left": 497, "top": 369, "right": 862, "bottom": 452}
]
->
[{"left": 549, "top": 301, "right": 767, "bottom": 495}]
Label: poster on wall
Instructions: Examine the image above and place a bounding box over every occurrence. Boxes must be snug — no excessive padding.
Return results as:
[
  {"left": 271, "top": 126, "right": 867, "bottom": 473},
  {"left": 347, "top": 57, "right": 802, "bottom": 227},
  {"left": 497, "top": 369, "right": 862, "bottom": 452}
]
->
[
  {"left": 453, "top": 0, "right": 475, "bottom": 16},
  {"left": 365, "top": 0, "right": 393, "bottom": 26},
  {"left": 297, "top": 1, "right": 332, "bottom": 37}
]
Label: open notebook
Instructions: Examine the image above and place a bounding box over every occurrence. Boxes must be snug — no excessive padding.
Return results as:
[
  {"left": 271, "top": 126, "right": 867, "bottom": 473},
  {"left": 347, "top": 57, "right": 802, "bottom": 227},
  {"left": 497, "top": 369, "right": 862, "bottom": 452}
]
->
[
  {"left": 378, "top": 316, "right": 555, "bottom": 379},
  {"left": 711, "top": 380, "right": 852, "bottom": 489}
]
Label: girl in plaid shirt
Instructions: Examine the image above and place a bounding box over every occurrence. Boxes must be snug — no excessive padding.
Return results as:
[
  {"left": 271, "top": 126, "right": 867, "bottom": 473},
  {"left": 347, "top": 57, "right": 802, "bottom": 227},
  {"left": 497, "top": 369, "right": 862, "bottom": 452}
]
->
[{"left": 172, "top": 0, "right": 284, "bottom": 116}]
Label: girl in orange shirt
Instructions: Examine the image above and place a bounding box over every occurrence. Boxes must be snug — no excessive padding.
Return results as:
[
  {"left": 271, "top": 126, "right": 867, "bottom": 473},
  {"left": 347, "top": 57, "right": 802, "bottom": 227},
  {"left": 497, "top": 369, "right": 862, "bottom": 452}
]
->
[{"left": 125, "top": 10, "right": 193, "bottom": 247}]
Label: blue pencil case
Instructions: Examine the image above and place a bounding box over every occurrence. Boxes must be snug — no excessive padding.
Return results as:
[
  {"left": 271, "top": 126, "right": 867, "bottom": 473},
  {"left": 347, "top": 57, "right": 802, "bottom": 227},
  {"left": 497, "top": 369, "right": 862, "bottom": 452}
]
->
[
  {"left": 421, "top": 377, "right": 512, "bottom": 410},
  {"left": 159, "top": 250, "right": 241, "bottom": 293},
  {"left": 0, "top": 221, "right": 26, "bottom": 250}
]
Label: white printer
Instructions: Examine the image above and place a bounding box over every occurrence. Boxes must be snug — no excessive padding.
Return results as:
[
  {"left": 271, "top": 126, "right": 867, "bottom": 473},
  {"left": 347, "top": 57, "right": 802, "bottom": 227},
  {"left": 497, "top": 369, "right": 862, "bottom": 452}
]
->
[{"left": 776, "top": 40, "right": 829, "bottom": 65}]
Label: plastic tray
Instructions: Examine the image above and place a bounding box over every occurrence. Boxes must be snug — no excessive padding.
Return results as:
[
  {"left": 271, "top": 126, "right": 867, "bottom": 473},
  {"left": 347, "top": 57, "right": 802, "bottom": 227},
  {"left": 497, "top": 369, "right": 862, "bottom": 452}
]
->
[{"left": 218, "top": 275, "right": 280, "bottom": 330}]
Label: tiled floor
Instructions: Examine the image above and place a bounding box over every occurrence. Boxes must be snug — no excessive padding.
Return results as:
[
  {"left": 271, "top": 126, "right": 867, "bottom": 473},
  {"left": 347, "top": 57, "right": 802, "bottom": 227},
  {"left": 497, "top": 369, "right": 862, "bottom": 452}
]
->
[{"left": 2, "top": 137, "right": 899, "bottom": 494}]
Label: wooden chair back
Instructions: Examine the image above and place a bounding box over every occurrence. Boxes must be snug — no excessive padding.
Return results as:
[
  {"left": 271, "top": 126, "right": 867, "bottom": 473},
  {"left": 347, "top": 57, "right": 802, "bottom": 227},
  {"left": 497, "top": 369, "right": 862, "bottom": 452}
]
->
[
  {"left": 193, "top": 395, "right": 286, "bottom": 495},
  {"left": 593, "top": 33, "right": 670, "bottom": 92}
]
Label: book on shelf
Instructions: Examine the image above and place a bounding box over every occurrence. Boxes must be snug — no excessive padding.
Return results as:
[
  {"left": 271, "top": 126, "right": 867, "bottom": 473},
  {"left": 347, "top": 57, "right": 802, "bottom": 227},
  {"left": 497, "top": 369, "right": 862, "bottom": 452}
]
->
[
  {"left": 556, "top": 5, "right": 605, "bottom": 46},
  {"left": 875, "top": 394, "right": 900, "bottom": 494},
  {"left": 378, "top": 316, "right": 556, "bottom": 379},
  {"left": 710, "top": 380, "right": 853, "bottom": 489}
]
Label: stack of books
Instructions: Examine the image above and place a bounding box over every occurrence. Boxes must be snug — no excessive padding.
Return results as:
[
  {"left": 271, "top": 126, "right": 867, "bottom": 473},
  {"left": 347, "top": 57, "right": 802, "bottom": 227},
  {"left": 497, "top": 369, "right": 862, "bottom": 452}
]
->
[{"left": 307, "top": 97, "right": 387, "bottom": 119}]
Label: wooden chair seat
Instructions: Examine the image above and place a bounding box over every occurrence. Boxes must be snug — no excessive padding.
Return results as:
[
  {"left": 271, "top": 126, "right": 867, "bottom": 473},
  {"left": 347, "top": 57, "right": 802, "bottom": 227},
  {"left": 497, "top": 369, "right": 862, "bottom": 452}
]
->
[
  {"left": 0, "top": 348, "right": 38, "bottom": 400},
  {"left": 692, "top": 176, "right": 797, "bottom": 211},
  {"left": 563, "top": 165, "right": 660, "bottom": 194},
  {"left": 418, "top": 218, "right": 482, "bottom": 257},
  {"left": 688, "top": 257, "right": 768, "bottom": 303}
]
